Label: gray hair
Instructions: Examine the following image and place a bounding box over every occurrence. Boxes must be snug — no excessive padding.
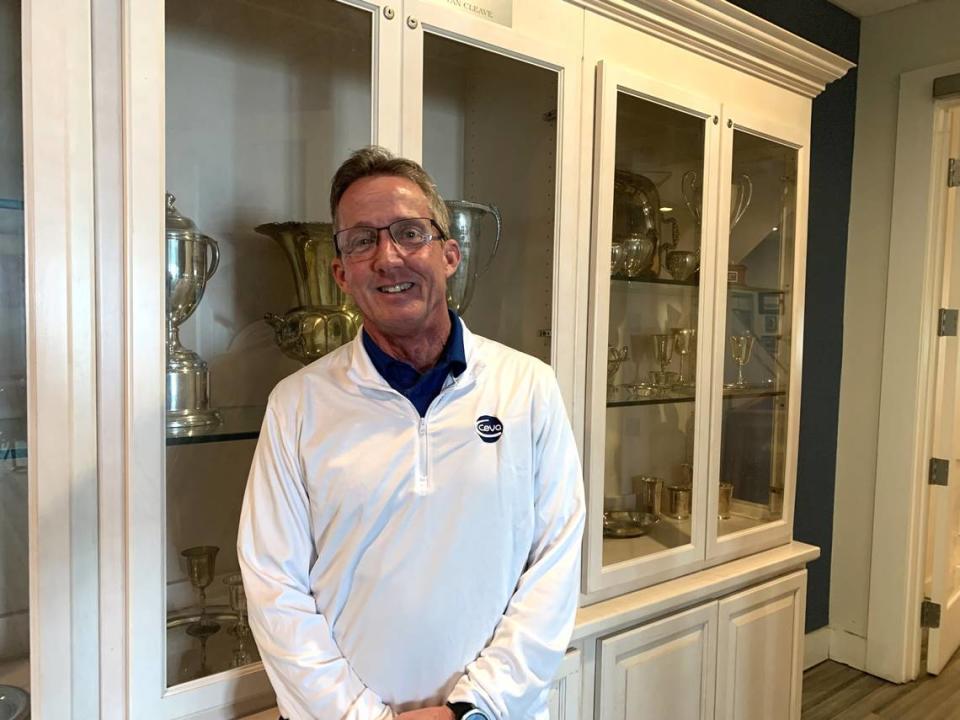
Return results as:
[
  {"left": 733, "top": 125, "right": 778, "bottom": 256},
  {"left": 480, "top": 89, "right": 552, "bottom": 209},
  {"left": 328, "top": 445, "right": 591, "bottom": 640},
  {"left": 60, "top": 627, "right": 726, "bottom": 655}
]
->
[{"left": 329, "top": 146, "right": 450, "bottom": 239}]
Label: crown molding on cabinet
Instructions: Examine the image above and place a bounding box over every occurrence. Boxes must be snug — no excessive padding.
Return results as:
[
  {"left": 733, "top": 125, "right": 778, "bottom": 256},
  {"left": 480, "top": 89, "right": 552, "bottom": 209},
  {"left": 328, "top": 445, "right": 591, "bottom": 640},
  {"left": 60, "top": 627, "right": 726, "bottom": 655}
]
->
[{"left": 571, "top": 0, "right": 856, "bottom": 97}]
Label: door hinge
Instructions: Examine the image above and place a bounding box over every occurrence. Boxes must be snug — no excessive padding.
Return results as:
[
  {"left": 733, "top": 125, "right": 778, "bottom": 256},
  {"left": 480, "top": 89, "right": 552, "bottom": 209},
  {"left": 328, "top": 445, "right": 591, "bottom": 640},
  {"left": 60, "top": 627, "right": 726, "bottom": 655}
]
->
[
  {"left": 949, "top": 158, "right": 960, "bottom": 188},
  {"left": 922, "top": 599, "right": 942, "bottom": 628},
  {"left": 938, "top": 308, "right": 958, "bottom": 336},
  {"left": 929, "top": 457, "right": 949, "bottom": 486}
]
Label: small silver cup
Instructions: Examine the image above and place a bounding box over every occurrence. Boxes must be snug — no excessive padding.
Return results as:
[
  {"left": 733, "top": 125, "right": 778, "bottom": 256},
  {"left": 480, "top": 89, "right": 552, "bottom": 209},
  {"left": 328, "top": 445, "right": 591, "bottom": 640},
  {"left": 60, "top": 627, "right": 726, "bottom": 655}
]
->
[
  {"left": 666, "top": 485, "right": 692, "bottom": 520},
  {"left": 633, "top": 475, "right": 663, "bottom": 518}
]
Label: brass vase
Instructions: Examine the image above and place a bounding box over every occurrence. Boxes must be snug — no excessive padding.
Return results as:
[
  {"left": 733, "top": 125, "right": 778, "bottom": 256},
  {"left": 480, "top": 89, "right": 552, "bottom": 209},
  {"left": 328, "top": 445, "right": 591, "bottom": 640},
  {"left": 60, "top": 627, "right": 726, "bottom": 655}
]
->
[{"left": 255, "top": 222, "right": 362, "bottom": 364}]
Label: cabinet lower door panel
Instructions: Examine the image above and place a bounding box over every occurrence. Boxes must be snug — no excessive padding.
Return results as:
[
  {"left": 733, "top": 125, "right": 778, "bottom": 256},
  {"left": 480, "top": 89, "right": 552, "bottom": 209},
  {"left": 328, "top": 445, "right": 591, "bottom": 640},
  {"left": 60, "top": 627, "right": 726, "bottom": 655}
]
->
[
  {"left": 598, "top": 603, "right": 717, "bottom": 720},
  {"left": 549, "top": 648, "right": 583, "bottom": 720},
  {"left": 715, "top": 570, "right": 806, "bottom": 720}
]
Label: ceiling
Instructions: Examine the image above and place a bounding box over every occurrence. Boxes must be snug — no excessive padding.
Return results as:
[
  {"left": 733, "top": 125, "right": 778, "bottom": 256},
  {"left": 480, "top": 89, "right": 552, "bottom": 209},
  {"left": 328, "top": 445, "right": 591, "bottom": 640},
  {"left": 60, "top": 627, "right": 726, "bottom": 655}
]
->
[{"left": 827, "top": 0, "right": 922, "bottom": 17}]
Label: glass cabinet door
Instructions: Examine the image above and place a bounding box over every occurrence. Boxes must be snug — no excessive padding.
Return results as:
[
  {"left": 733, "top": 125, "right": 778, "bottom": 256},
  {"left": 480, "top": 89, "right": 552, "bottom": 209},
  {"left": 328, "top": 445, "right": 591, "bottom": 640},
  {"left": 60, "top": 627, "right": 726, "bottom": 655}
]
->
[
  {"left": 0, "top": 0, "right": 29, "bottom": 694},
  {"left": 715, "top": 126, "right": 799, "bottom": 543},
  {"left": 421, "top": 32, "right": 557, "bottom": 363},
  {"left": 163, "top": 0, "right": 375, "bottom": 688},
  {"left": 586, "top": 62, "right": 721, "bottom": 593}
]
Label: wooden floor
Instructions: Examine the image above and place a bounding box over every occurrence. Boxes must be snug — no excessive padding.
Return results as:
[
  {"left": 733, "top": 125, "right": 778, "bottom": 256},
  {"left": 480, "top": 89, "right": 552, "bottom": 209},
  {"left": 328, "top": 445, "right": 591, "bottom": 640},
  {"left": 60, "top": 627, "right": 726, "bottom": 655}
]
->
[{"left": 802, "top": 650, "right": 960, "bottom": 719}]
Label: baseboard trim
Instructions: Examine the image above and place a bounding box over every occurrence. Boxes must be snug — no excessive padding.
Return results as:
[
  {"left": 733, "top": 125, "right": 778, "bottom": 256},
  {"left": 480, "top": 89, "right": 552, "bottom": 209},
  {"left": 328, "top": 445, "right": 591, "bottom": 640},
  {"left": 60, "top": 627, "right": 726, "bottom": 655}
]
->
[
  {"left": 804, "top": 627, "right": 831, "bottom": 669},
  {"left": 829, "top": 627, "right": 868, "bottom": 670}
]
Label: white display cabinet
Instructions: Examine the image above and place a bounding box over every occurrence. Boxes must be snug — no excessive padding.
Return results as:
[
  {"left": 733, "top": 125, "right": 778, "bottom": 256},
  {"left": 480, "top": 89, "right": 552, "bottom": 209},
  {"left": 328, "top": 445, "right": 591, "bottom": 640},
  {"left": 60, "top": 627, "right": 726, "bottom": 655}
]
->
[
  {"left": 13, "top": 0, "right": 852, "bottom": 717},
  {"left": 106, "top": 0, "right": 584, "bottom": 717},
  {"left": 581, "top": 6, "right": 819, "bottom": 601}
]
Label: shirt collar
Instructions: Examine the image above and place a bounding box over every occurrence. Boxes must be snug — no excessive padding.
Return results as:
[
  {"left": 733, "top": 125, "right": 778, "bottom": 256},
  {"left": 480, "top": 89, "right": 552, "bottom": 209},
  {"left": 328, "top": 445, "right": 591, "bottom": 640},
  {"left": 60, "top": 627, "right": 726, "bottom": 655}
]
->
[{"left": 362, "top": 310, "right": 466, "bottom": 387}]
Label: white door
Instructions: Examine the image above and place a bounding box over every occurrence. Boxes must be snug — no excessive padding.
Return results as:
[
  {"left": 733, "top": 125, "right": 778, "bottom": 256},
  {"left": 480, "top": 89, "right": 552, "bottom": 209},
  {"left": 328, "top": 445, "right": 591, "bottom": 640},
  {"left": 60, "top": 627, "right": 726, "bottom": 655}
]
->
[
  {"left": 597, "top": 602, "right": 717, "bottom": 720},
  {"left": 926, "top": 102, "right": 960, "bottom": 676},
  {"left": 715, "top": 570, "right": 806, "bottom": 720}
]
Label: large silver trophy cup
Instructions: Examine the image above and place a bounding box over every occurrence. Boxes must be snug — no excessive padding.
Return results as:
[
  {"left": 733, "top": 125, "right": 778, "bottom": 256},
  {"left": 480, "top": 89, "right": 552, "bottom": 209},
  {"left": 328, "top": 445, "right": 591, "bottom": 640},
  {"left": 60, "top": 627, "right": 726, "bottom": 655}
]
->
[
  {"left": 166, "top": 194, "right": 222, "bottom": 430},
  {"left": 444, "top": 200, "right": 502, "bottom": 315},
  {"left": 255, "top": 222, "right": 362, "bottom": 365}
]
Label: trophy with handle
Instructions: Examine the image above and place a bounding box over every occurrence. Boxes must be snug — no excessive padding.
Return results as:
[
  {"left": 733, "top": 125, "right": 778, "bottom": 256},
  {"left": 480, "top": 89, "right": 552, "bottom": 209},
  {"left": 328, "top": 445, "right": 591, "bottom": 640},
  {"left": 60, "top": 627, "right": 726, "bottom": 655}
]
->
[
  {"left": 166, "top": 194, "right": 222, "bottom": 431},
  {"left": 256, "top": 222, "right": 362, "bottom": 365},
  {"left": 444, "top": 200, "right": 502, "bottom": 315}
]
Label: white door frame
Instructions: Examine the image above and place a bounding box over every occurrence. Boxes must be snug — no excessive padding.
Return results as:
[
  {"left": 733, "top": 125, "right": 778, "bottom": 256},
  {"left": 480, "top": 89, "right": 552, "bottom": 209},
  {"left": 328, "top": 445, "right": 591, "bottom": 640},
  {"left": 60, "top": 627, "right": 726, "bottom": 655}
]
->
[{"left": 866, "top": 59, "right": 960, "bottom": 683}]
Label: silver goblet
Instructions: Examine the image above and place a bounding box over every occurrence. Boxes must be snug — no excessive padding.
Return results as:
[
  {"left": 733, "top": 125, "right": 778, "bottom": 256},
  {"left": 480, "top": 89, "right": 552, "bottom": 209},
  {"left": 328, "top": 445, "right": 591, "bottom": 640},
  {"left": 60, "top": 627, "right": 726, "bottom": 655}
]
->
[
  {"left": 672, "top": 328, "right": 697, "bottom": 386},
  {"left": 181, "top": 545, "right": 221, "bottom": 638},
  {"left": 607, "top": 346, "right": 628, "bottom": 389},
  {"left": 652, "top": 334, "right": 673, "bottom": 373},
  {"left": 730, "top": 334, "right": 755, "bottom": 388},
  {"left": 223, "top": 573, "right": 250, "bottom": 639}
]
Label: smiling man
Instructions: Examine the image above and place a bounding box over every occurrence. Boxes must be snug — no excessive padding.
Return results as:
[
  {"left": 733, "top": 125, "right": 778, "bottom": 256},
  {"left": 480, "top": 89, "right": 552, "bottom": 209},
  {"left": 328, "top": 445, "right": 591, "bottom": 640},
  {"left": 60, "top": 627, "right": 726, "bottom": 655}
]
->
[{"left": 238, "top": 146, "right": 585, "bottom": 720}]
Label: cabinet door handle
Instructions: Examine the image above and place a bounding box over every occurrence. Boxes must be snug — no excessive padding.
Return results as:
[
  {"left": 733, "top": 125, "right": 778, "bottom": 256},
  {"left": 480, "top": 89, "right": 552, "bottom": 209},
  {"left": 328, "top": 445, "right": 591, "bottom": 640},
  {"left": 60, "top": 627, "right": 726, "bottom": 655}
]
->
[
  {"left": 383, "top": 6, "right": 395, "bottom": 20},
  {"left": 407, "top": 15, "right": 419, "bottom": 29}
]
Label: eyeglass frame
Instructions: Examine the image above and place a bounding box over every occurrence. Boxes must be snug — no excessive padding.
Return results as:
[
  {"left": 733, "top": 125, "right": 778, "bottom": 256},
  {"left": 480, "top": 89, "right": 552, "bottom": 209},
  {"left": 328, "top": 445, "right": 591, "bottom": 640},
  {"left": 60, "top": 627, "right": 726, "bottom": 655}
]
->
[{"left": 333, "top": 217, "right": 447, "bottom": 261}]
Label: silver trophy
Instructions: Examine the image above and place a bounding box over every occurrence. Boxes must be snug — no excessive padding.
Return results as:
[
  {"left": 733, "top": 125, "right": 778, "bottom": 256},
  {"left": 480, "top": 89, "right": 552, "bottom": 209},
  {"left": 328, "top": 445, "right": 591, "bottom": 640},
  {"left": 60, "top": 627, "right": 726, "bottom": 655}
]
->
[
  {"left": 255, "top": 222, "right": 362, "bottom": 365},
  {"left": 444, "top": 200, "right": 502, "bottom": 315},
  {"left": 166, "top": 194, "right": 221, "bottom": 430}
]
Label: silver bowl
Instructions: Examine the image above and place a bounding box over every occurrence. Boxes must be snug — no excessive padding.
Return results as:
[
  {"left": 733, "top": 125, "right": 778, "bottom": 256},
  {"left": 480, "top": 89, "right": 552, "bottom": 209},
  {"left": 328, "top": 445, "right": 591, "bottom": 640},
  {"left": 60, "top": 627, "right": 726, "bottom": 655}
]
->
[{"left": 665, "top": 250, "right": 698, "bottom": 281}]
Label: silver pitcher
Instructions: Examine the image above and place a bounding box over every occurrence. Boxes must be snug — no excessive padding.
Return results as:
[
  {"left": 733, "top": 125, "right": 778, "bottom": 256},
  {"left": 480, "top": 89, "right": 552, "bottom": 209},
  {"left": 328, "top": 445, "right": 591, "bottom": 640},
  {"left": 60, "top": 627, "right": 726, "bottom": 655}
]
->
[
  {"left": 444, "top": 200, "right": 502, "bottom": 315},
  {"left": 165, "top": 193, "right": 221, "bottom": 430},
  {"left": 255, "top": 222, "right": 362, "bottom": 365}
]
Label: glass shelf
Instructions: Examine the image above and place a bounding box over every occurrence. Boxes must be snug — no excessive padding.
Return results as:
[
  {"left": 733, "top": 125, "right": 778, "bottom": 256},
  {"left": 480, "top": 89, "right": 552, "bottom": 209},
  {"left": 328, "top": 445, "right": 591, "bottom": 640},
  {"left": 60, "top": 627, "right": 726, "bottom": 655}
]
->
[
  {"left": 611, "top": 273, "right": 785, "bottom": 295},
  {"left": 166, "top": 607, "right": 260, "bottom": 686},
  {"left": 166, "top": 405, "right": 263, "bottom": 447},
  {"left": 0, "top": 199, "right": 23, "bottom": 211},
  {"left": 606, "top": 386, "right": 785, "bottom": 408},
  {"left": 611, "top": 274, "right": 696, "bottom": 287},
  {"left": 602, "top": 506, "right": 774, "bottom": 566}
]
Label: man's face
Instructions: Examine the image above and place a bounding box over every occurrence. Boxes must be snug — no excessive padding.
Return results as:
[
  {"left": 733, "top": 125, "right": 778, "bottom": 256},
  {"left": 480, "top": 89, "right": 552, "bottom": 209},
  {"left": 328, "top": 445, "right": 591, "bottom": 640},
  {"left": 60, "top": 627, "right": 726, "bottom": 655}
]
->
[{"left": 332, "top": 175, "right": 460, "bottom": 341}]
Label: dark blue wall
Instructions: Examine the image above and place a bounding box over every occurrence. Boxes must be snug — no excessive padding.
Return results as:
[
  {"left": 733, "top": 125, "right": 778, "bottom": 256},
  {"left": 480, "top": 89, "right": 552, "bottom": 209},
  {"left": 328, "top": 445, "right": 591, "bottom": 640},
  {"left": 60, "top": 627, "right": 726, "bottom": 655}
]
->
[{"left": 727, "top": 0, "right": 860, "bottom": 633}]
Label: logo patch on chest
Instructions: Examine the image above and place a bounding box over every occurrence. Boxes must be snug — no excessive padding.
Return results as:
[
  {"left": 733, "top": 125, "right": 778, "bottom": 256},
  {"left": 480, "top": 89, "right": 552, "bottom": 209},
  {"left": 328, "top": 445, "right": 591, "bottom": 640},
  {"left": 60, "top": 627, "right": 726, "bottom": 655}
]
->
[{"left": 475, "top": 415, "right": 503, "bottom": 443}]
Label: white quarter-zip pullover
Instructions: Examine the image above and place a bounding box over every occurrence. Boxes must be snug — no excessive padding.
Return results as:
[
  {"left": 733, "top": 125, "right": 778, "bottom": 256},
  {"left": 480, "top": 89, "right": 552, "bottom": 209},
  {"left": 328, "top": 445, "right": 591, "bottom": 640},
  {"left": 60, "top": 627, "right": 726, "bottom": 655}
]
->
[{"left": 238, "top": 321, "right": 585, "bottom": 720}]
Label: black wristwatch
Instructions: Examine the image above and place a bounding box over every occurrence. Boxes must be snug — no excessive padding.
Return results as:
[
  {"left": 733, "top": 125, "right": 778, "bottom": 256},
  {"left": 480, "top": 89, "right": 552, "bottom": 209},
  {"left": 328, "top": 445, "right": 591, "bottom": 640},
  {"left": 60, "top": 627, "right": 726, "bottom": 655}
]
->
[{"left": 446, "top": 701, "right": 489, "bottom": 720}]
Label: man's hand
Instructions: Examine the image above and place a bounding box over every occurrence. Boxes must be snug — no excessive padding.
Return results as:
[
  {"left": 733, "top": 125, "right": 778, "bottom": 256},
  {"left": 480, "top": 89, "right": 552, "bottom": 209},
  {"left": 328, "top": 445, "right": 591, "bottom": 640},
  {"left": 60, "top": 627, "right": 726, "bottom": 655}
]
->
[{"left": 395, "top": 706, "right": 455, "bottom": 720}]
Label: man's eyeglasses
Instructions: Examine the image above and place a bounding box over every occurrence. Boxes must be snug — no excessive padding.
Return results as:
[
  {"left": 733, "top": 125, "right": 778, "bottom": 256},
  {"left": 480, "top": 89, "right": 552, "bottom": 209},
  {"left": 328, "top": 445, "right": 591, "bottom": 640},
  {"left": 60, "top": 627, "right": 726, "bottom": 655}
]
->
[{"left": 334, "top": 217, "right": 444, "bottom": 261}]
